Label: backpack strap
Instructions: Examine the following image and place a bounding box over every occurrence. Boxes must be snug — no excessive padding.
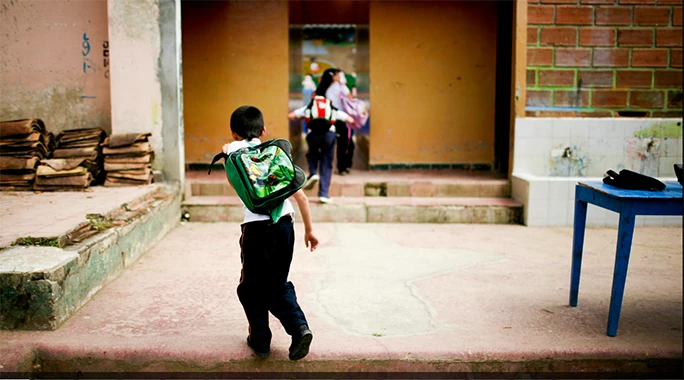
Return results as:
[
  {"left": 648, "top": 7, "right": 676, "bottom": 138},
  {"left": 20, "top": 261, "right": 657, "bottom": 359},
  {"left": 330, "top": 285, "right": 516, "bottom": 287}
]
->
[
  {"left": 209, "top": 140, "right": 261, "bottom": 174},
  {"left": 306, "top": 96, "right": 335, "bottom": 125},
  {"left": 208, "top": 152, "right": 228, "bottom": 175}
]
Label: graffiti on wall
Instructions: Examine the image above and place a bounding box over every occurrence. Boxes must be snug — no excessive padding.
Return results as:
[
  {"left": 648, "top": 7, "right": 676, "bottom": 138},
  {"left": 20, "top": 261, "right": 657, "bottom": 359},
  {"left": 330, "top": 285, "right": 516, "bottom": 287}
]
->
[
  {"left": 81, "top": 33, "right": 96, "bottom": 99},
  {"left": 516, "top": 119, "right": 682, "bottom": 178},
  {"left": 81, "top": 34, "right": 110, "bottom": 97},
  {"left": 625, "top": 122, "right": 682, "bottom": 177},
  {"left": 625, "top": 138, "right": 661, "bottom": 177},
  {"left": 549, "top": 144, "right": 587, "bottom": 177},
  {"left": 103, "top": 41, "right": 110, "bottom": 79},
  {"left": 545, "top": 121, "right": 682, "bottom": 177}
]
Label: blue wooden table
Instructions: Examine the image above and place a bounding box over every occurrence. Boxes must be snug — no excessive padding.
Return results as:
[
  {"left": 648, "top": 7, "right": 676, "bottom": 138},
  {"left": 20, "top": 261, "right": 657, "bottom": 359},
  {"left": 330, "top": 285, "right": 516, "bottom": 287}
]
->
[{"left": 570, "top": 181, "right": 683, "bottom": 337}]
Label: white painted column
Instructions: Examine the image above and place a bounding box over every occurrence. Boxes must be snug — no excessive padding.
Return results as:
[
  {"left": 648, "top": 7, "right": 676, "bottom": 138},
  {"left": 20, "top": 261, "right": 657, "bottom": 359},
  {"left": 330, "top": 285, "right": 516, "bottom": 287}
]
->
[{"left": 107, "top": 0, "right": 184, "bottom": 184}]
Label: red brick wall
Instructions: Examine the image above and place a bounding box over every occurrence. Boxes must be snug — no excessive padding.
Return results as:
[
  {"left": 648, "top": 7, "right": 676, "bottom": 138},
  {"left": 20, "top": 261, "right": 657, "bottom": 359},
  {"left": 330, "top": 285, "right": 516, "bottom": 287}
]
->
[{"left": 526, "top": 0, "right": 683, "bottom": 117}]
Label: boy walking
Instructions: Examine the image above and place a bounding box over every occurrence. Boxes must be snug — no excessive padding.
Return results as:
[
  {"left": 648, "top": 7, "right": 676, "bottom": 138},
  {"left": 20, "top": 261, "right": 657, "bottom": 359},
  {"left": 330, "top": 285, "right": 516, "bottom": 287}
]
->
[{"left": 222, "top": 106, "right": 319, "bottom": 360}]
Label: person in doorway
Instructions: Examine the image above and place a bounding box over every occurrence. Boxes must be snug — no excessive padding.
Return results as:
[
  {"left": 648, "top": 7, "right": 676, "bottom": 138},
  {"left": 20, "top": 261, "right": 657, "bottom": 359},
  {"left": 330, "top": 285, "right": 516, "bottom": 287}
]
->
[
  {"left": 337, "top": 71, "right": 369, "bottom": 156},
  {"left": 288, "top": 95, "right": 353, "bottom": 204},
  {"left": 301, "top": 74, "right": 317, "bottom": 134},
  {"left": 302, "top": 74, "right": 316, "bottom": 102},
  {"left": 221, "top": 105, "right": 319, "bottom": 361},
  {"left": 309, "top": 57, "right": 320, "bottom": 75},
  {"left": 317, "top": 68, "right": 355, "bottom": 176}
]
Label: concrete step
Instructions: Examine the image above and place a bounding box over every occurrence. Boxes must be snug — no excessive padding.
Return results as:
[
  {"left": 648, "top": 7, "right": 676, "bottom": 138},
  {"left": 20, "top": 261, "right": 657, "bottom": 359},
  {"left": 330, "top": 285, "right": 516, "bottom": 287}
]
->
[
  {"left": 187, "top": 180, "right": 512, "bottom": 198},
  {"left": 13, "top": 352, "right": 684, "bottom": 374},
  {"left": 186, "top": 170, "right": 511, "bottom": 198},
  {"left": 182, "top": 196, "right": 523, "bottom": 224}
]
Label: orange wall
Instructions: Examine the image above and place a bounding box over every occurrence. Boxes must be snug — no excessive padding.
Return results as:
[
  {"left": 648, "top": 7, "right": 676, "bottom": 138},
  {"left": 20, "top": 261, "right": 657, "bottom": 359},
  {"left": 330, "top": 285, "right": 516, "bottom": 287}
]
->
[
  {"left": 182, "top": 1, "right": 289, "bottom": 163},
  {"left": 369, "top": 1, "right": 497, "bottom": 165},
  {"left": 0, "top": 0, "right": 111, "bottom": 134}
]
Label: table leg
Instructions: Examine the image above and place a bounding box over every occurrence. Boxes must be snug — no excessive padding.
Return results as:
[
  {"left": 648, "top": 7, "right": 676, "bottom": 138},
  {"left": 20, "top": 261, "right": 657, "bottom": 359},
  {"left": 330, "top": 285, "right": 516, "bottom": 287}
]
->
[
  {"left": 607, "top": 211, "right": 636, "bottom": 337},
  {"left": 570, "top": 198, "right": 588, "bottom": 307}
]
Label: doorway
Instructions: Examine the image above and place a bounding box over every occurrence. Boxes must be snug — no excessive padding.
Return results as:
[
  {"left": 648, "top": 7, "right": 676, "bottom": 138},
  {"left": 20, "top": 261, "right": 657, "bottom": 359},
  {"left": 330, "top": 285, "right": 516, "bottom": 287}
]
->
[
  {"left": 494, "top": 0, "right": 513, "bottom": 175},
  {"left": 180, "top": 1, "right": 513, "bottom": 177},
  {"left": 288, "top": 0, "right": 371, "bottom": 171},
  {"left": 288, "top": 24, "right": 370, "bottom": 171}
]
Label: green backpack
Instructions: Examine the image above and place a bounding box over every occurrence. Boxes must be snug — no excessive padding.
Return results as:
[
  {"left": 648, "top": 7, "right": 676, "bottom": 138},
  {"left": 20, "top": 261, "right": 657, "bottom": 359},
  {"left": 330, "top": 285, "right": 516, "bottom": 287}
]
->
[{"left": 209, "top": 139, "right": 306, "bottom": 222}]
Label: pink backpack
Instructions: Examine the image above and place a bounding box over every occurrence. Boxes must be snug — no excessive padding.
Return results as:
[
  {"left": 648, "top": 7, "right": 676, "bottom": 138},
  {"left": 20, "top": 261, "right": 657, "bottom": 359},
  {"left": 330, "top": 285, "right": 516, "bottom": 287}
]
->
[{"left": 339, "top": 94, "right": 369, "bottom": 134}]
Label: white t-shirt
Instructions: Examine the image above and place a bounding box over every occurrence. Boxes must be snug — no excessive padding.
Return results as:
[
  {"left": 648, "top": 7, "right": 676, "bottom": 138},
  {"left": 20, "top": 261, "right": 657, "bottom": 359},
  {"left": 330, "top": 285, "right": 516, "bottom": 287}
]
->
[
  {"left": 226, "top": 138, "right": 295, "bottom": 224},
  {"left": 325, "top": 82, "right": 350, "bottom": 109}
]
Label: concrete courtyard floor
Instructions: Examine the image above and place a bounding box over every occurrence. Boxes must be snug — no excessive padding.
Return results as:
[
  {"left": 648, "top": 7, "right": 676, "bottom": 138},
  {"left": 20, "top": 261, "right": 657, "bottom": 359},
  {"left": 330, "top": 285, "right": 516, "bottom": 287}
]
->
[{"left": 1, "top": 222, "right": 682, "bottom": 375}]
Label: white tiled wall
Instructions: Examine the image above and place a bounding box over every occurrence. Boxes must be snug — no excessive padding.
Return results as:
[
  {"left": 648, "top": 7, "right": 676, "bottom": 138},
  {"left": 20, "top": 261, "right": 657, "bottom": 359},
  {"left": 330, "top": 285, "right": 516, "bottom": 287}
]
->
[
  {"left": 513, "top": 118, "right": 683, "bottom": 227},
  {"left": 514, "top": 118, "right": 683, "bottom": 178},
  {"left": 515, "top": 175, "right": 682, "bottom": 227}
]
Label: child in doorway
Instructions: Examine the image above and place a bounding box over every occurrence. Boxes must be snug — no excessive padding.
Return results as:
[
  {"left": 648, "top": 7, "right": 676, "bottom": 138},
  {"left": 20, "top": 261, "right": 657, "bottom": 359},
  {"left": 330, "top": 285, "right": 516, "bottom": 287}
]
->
[
  {"left": 323, "top": 69, "right": 355, "bottom": 175},
  {"left": 288, "top": 94, "right": 353, "bottom": 204},
  {"left": 221, "top": 105, "right": 319, "bottom": 360},
  {"left": 301, "top": 74, "right": 317, "bottom": 134}
]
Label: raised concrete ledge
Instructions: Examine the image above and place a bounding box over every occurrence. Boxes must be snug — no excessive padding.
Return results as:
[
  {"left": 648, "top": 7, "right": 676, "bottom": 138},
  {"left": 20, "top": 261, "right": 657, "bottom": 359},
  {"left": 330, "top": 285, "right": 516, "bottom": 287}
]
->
[
  {"left": 182, "top": 196, "right": 523, "bottom": 224},
  {"left": 0, "top": 185, "right": 168, "bottom": 249},
  {"left": 512, "top": 173, "right": 682, "bottom": 227},
  {"left": 0, "top": 184, "right": 181, "bottom": 331},
  {"left": 0, "top": 247, "right": 78, "bottom": 276}
]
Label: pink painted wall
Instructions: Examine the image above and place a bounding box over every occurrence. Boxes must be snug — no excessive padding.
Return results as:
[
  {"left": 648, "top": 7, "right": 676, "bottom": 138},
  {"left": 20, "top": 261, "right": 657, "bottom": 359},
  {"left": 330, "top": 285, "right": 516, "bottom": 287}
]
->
[{"left": 0, "top": 0, "right": 111, "bottom": 134}]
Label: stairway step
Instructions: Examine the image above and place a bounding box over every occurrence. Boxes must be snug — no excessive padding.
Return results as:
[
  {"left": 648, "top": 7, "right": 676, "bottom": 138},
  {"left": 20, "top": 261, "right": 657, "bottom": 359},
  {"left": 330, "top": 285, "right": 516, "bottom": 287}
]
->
[
  {"left": 182, "top": 196, "right": 523, "bottom": 224},
  {"left": 185, "top": 180, "right": 511, "bottom": 198}
]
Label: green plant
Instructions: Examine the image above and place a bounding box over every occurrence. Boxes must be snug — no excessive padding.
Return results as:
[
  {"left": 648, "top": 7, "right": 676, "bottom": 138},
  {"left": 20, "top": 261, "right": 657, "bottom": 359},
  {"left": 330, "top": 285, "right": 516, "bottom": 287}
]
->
[
  {"left": 90, "top": 220, "right": 112, "bottom": 231},
  {"left": 15, "top": 236, "right": 60, "bottom": 247}
]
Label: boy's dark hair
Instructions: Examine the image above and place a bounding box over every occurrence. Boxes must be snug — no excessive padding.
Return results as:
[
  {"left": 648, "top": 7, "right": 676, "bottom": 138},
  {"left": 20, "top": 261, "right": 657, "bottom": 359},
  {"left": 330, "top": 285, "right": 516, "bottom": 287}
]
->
[{"left": 230, "top": 106, "right": 264, "bottom": 140}]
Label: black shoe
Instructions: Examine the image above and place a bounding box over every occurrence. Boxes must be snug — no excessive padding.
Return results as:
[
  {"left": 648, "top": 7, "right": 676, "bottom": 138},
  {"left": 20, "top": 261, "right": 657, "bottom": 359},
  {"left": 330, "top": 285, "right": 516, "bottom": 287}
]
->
[
  {"left": 304, "top": 174, "right": 319, "bottom": 190},
  {"left": 247, "top": 336, "right": 270, "bottom": 358},
  {"left": 288, "top": 324, "right": 313, "bottom": 361}
]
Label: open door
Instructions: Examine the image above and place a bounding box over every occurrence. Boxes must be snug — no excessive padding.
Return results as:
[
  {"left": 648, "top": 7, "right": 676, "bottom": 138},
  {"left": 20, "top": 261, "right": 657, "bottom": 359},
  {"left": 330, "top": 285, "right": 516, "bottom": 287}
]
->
[{"left": 289, "top": 0, "right": 370, "bottom": 171}]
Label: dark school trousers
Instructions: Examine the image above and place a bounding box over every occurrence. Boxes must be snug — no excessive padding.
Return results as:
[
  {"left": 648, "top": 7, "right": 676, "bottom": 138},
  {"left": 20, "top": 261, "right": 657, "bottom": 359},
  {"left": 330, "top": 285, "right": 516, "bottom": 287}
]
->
[
  {"left": 237, "top": 215, "right": 308, "bottom": 351},
  {"left": 305, "top": 129, "right": 336, "bottom": 198},
  {"left": 335, "top": 121, "right": 355, "bottom": 173}
]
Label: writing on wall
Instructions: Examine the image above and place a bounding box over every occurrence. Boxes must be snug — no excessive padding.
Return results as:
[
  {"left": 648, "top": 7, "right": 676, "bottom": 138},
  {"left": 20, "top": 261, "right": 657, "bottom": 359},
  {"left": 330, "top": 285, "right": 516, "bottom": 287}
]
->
[
  {"left": 103, "top": 40, "right": 109, "bottom": 79},
  {"left": 81, "top": 35, "right": 111, "bottom": 97},
  {"left": 81, "top": 32, "right": 96, "bottom": 99}
]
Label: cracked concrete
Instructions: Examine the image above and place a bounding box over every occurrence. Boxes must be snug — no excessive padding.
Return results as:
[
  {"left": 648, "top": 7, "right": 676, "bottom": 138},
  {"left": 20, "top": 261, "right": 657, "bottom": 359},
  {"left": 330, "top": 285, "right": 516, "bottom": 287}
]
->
[
  {"left": 405, "top": 279, "right": 438, "bottom": 330},
  {"left": 313, "top": 224, "right": 505, "bottom": 337}
]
